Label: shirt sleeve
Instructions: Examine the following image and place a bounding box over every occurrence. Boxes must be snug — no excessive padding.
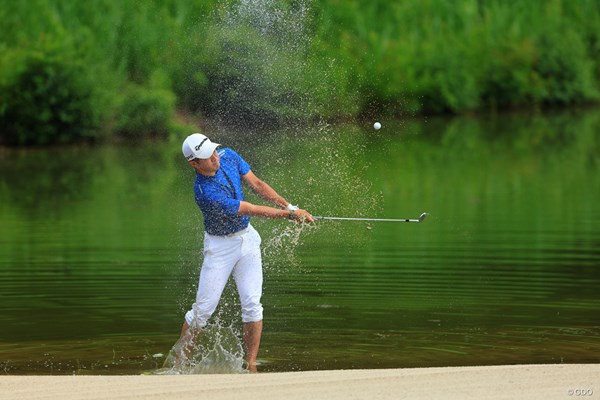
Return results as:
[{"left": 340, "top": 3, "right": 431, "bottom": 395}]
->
[{"left": 227, "top": 149, "right": 251, "bottom": 175}]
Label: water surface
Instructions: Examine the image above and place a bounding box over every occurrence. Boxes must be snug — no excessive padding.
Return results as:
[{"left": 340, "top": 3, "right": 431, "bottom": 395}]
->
[{"left": 1, "top": 110, "right": 599, "bottom": 374}]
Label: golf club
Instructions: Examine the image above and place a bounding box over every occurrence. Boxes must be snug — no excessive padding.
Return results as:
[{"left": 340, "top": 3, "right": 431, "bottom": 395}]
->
[{"left": 312, "top": 212, "right": 429, "bottom": 223}]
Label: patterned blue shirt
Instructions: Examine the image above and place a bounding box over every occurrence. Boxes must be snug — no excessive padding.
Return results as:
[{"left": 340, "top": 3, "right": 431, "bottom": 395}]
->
[{"left": 193, "top": 148, "right": 251, "bottom": 236}]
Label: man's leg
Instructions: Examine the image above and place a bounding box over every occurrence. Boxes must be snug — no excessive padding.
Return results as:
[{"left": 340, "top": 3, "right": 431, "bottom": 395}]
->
[
  {"left": 234, "top": 226, "right": 264, "bottom": 371},
  {"left": 243, "top": 320, "right": 263, "bottom": 372},
  {"left": 185, "top": 235, "right": 239, "bottom": 329},
  {"left": 178, "top": 321, "right": 196, "bottom": 359},
  {"left": 181, "top": 321, "right": 190, "bottom": 336},
  {"left": 175, "top": 235, "right": 240, "bottom": 368},
  {"left": 163, "top": 320, "right": 198, "bottom": 369}
]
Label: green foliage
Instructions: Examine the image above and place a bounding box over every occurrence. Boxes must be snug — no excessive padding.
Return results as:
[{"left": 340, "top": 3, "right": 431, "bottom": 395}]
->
[
  {"left": 2, "top": 0, "right": 600, "bottom": 145},
  {"left": 0, "top": 42, "right": 100, "bottom": 145},
  {"left": 173, "top": 1, "right": 323, "bottom": 127},
  {"left": 533, "top": 27, "right": 597, "bottom": 105},
  {"left": 115, "top": 84, "right": 176, "bottom": 139},
  {"left": 313, "top": 0, "right": 600, "bottom": 115}
]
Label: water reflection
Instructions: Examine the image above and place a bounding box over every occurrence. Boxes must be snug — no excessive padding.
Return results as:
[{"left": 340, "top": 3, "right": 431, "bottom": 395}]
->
[{"left": 0, "top": 147, "right": 100, "bottom": 215}]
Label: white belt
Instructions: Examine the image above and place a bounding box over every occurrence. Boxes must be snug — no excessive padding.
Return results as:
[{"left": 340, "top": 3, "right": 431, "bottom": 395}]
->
[
  {"left": 226, "top": 227, "right": 250, "bottom": 237},
  {"left": 206, "top": 225, "right": 252, "bottom": 239}
]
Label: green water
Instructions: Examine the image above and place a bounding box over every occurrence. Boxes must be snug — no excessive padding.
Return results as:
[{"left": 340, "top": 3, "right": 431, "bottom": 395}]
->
[{"left": 1, "top": 109, "right": 599, "bottom": 374}]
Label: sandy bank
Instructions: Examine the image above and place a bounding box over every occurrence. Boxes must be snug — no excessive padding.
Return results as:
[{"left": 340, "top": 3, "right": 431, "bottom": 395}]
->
[{"left": 0, "top": 364, "right": 597, "bottom": 400}]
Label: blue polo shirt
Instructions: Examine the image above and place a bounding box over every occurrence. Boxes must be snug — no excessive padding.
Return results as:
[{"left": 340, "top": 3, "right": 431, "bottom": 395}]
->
[{"left": 193, "top": 148, "right": 251, "bottom": 236}]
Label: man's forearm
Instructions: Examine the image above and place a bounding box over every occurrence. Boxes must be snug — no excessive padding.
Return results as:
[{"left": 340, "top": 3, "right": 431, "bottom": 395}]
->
[
  {"left": 250, "top": 180, "right": 289, "bottom": 209},
  {"left": 238, "top": 201, "right": 314, "bottom": 223},
  {"left": 238, "top": 202, "right": 292, "bottom": 219}
]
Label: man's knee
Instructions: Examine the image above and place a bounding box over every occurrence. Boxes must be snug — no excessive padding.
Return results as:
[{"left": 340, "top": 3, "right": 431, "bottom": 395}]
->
[{"left": 241, "top": 300, "right": 263, "bottom": 323}]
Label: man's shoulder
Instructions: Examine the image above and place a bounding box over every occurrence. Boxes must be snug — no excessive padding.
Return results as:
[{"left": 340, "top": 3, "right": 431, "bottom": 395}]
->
[
  {"left": 221, "top": 147, "right": 251, "bottom": 174},
  {"left": 193, "top": 174, "right": 218, "bottom": 201},
  {"left": 220, "top": 148, "right": 248, "bottom": 168},
  {"left": 218, "top": 147, "right": 240, "bottom": 160}
]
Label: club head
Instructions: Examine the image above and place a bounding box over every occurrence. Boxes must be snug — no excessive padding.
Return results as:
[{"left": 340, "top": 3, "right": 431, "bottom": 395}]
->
[{"left": 418, "top": 213, "right": 429, "bottom": 223}]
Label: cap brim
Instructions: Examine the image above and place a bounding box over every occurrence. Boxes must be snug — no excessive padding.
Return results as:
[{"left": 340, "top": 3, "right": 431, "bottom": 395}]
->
[{"left": 196, "top": 142, "right": 220, "bottom": 159}]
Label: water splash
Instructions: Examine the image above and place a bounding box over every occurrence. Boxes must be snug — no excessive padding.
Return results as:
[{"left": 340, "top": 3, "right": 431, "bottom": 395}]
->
[
  {"left": 262, "top": 221, "right": 316, "bottom": 271},
  {"left": 242, "top": 122, "right": 385, "bottom": 276},
  {"left": 201, "top": 0, "right": 318, "bottom": 129},
  {"left": 225, "top": 0, "right": 309, "bottom": 45},
  {"left": 157, "top": 320, "right": 246, "bottom": 374}
]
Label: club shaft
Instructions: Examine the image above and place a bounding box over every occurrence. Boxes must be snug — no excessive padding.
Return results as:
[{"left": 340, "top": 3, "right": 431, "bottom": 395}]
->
[{"left": 313, "top": 216, "right": 420, "bottom": 222}]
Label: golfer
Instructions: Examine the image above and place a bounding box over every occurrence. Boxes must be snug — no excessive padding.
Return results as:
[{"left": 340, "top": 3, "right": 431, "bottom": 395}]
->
[{"left": 178, "top": 133, "right": 313, "bottom": 372}]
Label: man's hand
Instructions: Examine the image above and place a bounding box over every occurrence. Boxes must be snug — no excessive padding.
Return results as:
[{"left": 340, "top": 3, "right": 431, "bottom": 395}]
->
[{"left": 291, "top": 209, "right": 314, "bottom": 223}]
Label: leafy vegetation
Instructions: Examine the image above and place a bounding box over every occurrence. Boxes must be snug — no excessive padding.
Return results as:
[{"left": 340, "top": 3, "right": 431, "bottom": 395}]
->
[{"left": 1, "top": 0, "right": 599, "bottom": 144}]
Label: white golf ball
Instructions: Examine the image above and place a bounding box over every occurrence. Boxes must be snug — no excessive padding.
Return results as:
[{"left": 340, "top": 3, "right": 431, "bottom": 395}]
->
[{"left": 373, "top": 122, "right": 381, "bottom": 130}]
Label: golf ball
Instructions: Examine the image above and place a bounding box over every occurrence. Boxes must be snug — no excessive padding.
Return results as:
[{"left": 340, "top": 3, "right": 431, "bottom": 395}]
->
[{"left": 373, "top": 122, "right": 381, "bottom": 130}]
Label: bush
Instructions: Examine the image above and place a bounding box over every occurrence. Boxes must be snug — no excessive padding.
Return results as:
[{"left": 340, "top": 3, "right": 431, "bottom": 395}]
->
[
  {"left": 0, "top": 45, "right": 100, "bottom": 146},
  {"left": 533, "top": 27, "right": 598, "bottom": 105},
  {"left": 114, "top": 83, "right": 177, "bottom": 139},
  {"left": 174, "top": 2, "right": 322, "bottom": 129}
]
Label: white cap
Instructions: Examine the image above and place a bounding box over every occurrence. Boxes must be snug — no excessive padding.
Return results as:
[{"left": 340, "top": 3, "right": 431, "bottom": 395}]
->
[{"left": 182, "top": 133, "right": 220, "bottom": 161}]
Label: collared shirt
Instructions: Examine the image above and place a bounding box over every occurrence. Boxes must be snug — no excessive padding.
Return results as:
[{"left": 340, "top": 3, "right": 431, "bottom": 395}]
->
[{"left": 193, "top": 148, "right": 251, "bottom": 236}]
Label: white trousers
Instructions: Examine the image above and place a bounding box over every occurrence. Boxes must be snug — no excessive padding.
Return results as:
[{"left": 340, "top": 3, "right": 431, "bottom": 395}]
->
[{"left": 185, "top": 225, "right": 263, "bottom": 328}]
